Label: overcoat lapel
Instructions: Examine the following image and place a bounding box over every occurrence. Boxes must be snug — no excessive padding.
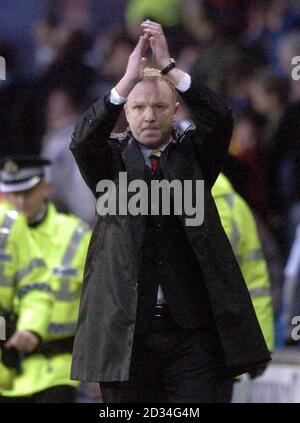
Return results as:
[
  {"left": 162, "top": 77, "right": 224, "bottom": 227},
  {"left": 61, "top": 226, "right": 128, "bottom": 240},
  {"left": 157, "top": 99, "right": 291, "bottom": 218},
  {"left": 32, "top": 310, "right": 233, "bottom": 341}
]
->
[
  {"left": 160, "top": 139, "right": 206, "bottom": 235},
  {"left": 121, "top": 138, "right": 146, "bottom": 182},
  {"left": 160, "top": 137, "right": 195, "bottom": 181},
  {"left": 121, "top": 138, "right": 146, "bottom": 253}
]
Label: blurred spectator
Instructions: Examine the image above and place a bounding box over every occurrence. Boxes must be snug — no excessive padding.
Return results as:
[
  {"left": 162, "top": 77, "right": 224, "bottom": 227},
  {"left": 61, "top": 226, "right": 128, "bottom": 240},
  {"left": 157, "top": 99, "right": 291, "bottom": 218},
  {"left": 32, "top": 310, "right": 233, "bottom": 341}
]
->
[
  {"left": 41, "top": 88, "right": 95, "bottom": 226},
  {"left": 247, "top": 65, "right": 300, "bottom": 265},
  {"left": 48, "top": 0, "right": 92, "bottom": 30},
  {"left": 270, "top": 99, "right": 300, "bottom": 253},
  {"left": 191, "top": 39, "right": 241, "bottom": 97},
  {"left": 244, "top": 0, "right": 300, "bottom": 73},
  {"left": 248, "top": 69, "right": 289, "bottom": 149},
  {"left": 190, "top": 17, "right": 265, "bottom": 106},
  {"left": 0, "top": 0, "right": 47, "bottom": 80},
  {"left": 15, "top": 28, "right": 97, "bottom": 155},
  {"left": 175, "top": 36, "right": 199, "bottom": 74},
  {"left": 32, "top": 17, "right": 72, "bottom": 75},
  {"left": 249, "top": 68, "right": 300, "bottom": 253},
  {"left": 125, "top": 0, "right": 248, "bottom": 45},
  {"left": 125, "top": 0, "right": 182, "bottom": 37},
  {"left": 0, "top": 41, "right": 30, "bottom": 155},
  {"left": 229, "top": 113, "right": 269, "bottom": 218},
  {"left": 178, "top": 0, "right": 250, "bottom": 48},
  {"left": 125, "top": 0, "right": 196, "bottom": 57},
  {"left": 50, "top": 0, "right": 126, "bottom": 34},
  {"left": 180, "top": 0, "right": 215, "bottom": 43},
  {"left": 248, "top": 70, "right": 289, "bottom": 209},
  {"left": 89, "top": 0, "right": 127, "bottom": 33},
  {"left": 277, "top": 31, "right": 300, "bottom": 101}
]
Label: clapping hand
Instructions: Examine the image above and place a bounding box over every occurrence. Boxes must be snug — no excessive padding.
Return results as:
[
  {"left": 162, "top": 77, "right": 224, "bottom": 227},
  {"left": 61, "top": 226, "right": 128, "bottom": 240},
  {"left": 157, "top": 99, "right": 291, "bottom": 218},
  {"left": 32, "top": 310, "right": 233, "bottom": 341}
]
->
[{"left": 140, "top": 20, "right": 171, "bottom": 70}]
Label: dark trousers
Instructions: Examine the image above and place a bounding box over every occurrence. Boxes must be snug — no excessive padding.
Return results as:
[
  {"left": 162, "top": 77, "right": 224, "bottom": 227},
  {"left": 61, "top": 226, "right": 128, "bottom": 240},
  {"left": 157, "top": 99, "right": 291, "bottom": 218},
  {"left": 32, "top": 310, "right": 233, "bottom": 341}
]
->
[
  {"left": 100, "top": 307, "right": 233, "bottom": 403},
  {"left": 0, "top": 385, "right": 76, "bottom": 403}
]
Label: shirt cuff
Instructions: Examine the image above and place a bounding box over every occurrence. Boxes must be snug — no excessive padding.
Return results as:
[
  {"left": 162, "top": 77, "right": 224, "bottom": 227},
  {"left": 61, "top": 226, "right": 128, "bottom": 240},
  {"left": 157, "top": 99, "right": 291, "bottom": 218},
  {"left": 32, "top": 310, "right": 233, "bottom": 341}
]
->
[
  {"left": 110, "top": 88, "right": 127, "bottom": 105},
  {"left": 175, "top": 73, "right": 192, "bottom": 93}
]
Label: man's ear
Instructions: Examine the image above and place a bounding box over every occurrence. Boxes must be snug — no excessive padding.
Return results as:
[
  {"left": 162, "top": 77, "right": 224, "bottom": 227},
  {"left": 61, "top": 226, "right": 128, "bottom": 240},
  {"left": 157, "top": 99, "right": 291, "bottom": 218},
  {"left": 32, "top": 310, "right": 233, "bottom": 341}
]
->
[
  {"left": 124, "top": 103, "right": 129, "bottom": 121},
  {"left": 174, "top": 102, "right": 180, "bottom": 119}
]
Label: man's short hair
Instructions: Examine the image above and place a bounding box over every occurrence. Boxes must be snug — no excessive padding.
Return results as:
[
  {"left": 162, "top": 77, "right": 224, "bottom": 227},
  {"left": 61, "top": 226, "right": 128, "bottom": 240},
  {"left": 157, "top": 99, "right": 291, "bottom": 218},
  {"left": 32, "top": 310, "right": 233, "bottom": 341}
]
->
[{"left": 143, "top": 67, "right": 177, "bottom": 103}]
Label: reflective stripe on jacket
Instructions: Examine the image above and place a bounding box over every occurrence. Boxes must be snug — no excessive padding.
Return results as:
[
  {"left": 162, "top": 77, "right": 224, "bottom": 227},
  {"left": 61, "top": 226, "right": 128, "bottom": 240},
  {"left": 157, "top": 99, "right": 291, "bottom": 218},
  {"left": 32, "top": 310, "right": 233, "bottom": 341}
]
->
[{"left": 212, "top": 174, "right": 274, "bottom": 351}]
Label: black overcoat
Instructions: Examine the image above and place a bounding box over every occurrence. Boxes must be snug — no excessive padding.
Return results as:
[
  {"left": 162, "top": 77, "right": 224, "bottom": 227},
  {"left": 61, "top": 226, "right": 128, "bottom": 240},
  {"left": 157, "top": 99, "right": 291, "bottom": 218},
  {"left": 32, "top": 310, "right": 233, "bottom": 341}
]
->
[{"left": 70, "top": 79, "right": 271, "bottom": 381}]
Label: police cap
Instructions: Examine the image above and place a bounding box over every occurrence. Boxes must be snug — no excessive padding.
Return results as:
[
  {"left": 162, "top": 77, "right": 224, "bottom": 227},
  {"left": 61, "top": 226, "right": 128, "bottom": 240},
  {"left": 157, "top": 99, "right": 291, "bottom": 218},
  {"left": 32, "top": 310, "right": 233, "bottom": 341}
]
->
[{"left": 0, "top": 156, "right": 51, "bottom": 193}]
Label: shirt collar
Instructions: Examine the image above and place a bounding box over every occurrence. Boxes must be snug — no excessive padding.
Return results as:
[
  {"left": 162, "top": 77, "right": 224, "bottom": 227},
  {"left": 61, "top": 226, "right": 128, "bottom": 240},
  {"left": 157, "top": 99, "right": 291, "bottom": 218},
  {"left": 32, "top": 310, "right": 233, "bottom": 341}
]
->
[
  {"left": 28, "top": 201, "right": 49, "bottom": 228},
  {"left": 138, "top": 139, "right": 173, "bottom": 167}
]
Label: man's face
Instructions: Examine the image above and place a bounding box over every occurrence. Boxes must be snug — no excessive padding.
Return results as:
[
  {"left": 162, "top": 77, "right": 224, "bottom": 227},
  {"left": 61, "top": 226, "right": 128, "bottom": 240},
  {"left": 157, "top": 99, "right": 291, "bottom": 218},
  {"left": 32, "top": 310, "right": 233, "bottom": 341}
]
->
[
  {"left": 125, "top": 79, "right": 179, "bottom": 149},
  {"left": 5, "top": 181, "right": 51, "bottom": 220}
]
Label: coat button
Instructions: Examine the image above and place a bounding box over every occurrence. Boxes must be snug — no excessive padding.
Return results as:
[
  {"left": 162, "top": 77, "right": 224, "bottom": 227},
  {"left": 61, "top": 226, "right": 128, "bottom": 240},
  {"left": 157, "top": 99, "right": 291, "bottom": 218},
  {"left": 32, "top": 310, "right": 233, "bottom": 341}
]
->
[
  {"left": 88, "top": 117, "right": 95, "bottom": 126},
  {"left": 157, "top": 260, "right": 162, "bottom": 265}
]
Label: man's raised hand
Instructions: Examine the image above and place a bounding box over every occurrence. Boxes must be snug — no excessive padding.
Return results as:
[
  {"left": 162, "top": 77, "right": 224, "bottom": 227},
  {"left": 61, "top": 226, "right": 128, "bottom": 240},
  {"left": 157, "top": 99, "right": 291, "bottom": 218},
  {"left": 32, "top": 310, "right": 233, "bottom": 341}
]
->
[
  {"left": 115, "top": 21, "right": 186, "bottom": 98},
  {"left": 141, "top": 20, "right": 187, "bottom": 87},
  {"left": 115, "top": 34, "right": 149, "bottom": 98},
  {"left": 141, "top": 20, "right": 170, "bottom": 70}
]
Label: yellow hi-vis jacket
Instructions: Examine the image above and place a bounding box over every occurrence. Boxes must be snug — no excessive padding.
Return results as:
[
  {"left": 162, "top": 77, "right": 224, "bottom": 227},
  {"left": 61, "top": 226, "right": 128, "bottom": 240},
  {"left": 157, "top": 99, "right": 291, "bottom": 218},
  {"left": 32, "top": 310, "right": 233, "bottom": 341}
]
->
[
  {"left": 212, "top": 174, "right": 274, "bottom": 352},
  {"left": 0, "top": 201, "right": 53, "bottom": 392},
  {"left": 3, "top": 202, "right": 91, "bottom": 397}
]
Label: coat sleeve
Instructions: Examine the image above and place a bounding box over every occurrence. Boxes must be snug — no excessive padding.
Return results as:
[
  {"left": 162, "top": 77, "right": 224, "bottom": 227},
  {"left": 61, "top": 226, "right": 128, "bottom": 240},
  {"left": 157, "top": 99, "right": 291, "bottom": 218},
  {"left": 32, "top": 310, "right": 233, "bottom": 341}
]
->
[
  {"left": 9, "top": 218, "right": 54, "bottom": 339},
  {"left": 70, "top": 95, "right": 124, "bottom": 195},
  {"left": 179, "top": 80, "right": 234, "bottom": 187}
]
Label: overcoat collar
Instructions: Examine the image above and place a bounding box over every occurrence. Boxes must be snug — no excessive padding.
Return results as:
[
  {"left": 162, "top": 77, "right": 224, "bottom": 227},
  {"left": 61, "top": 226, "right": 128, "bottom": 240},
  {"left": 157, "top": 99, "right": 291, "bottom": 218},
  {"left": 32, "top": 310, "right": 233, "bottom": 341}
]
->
[
  {"left": 120, "top": 136, "right": 193, "bottom": 182},
  {"left": 121, "top": 137, "right": 146, "bottom": 182}
]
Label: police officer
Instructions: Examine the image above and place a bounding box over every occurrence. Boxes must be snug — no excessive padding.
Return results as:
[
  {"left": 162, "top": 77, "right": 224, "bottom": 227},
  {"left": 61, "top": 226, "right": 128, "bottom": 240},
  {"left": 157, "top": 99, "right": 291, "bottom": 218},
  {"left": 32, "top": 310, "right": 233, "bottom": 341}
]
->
[
  {"left": 212, "top": 173, "right": 274, "bottom": 353},
  {"left": 0, "top": 157, "right": 91, "bottom": 403},
  {"left": 0, "top": 199, "right": 53, "bottom": 396}
]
